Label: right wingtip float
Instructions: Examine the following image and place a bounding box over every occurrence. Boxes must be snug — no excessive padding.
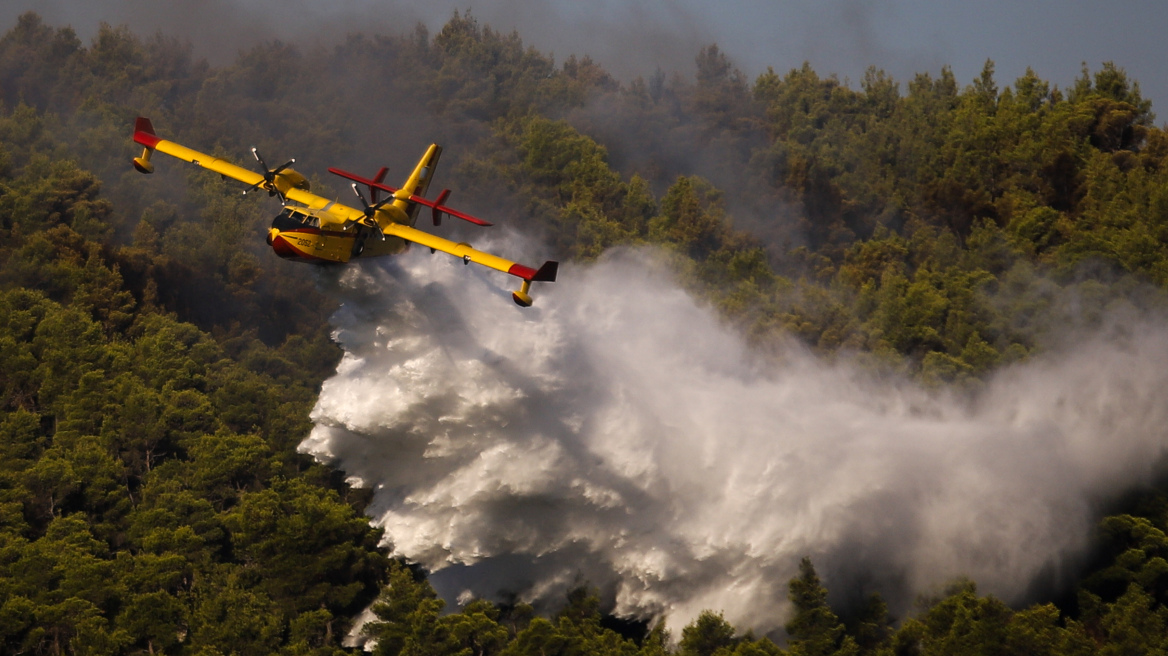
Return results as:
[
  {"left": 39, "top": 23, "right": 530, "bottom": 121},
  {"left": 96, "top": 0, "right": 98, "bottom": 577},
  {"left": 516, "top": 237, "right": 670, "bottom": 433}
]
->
[{"left": 131, "top": 116, "right": 558, "bottom": 307}]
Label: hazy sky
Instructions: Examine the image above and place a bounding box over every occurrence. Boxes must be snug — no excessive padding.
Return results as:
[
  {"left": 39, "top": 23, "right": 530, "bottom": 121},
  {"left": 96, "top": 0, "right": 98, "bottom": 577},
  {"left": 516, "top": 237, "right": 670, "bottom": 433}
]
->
[{"left": 5, "top": 0, "right": 1166, "bottom": 115}]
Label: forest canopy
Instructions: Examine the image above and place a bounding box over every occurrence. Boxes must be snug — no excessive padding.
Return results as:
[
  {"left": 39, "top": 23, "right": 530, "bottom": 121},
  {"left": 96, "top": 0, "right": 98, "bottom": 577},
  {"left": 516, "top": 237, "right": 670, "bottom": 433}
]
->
[{"left": 2, "top": 9, "right": 1168, "bottom": 655}]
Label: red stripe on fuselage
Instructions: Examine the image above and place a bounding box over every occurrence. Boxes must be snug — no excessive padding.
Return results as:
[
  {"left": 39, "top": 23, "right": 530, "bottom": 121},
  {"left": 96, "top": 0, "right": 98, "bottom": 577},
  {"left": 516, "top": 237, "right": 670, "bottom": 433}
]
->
[
  {"left": 270, "top": 234, "right": 335, "bottom": 264},
  {"left": 278, "top": 226, "right": 351, "bottom": 238}
]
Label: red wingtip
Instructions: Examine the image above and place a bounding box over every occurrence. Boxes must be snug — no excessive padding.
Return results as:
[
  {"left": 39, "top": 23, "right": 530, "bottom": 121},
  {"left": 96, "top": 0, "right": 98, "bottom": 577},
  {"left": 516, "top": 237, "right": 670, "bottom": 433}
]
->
[
  {"left": 507, "top": 260, "right": 558, "bottom": 283},
  {"left": 531, "top": 261, "right": 558, "bottom": 282},
  {"left": 132, "top": 116, "right": 161, "bottom": 148}
]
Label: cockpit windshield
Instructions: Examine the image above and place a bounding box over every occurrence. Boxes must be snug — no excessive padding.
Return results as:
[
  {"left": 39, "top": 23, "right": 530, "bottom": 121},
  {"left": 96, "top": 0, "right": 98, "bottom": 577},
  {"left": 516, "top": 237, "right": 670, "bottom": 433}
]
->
[{"left": 271, "top": 208, "right": 321, "bottom": 230}]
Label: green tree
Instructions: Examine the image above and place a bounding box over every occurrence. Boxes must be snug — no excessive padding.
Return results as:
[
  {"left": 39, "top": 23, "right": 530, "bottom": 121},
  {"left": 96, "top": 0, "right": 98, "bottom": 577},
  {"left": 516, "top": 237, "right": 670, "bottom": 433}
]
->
[
  {"left": 786, "top": 558, "right": 858, "bottom": 656},
  {"left": 679, "top": 610, "right": 737, "bottom": 656}
]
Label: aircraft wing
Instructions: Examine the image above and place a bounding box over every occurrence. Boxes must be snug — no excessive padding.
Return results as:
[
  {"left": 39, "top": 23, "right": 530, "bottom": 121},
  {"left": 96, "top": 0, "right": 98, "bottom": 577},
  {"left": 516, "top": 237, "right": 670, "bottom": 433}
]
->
[
  {"left": 380, "top": 220, "right": 557, "bottom": 283},
  {"left": 310, "top": 194, "right": 554, "bottom": 280},
  {"left": 319, "top": 196, "right": 558, "bottom": 302},
  {"left": 131, "top": 117, "right": 324, "bottom": 208}
]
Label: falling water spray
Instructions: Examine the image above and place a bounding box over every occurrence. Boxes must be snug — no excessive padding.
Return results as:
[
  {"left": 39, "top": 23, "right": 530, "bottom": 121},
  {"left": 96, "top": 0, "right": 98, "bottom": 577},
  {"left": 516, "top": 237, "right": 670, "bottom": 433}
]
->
[{"left": 301, "top": 243, "right": 1168, "bottom": 634}]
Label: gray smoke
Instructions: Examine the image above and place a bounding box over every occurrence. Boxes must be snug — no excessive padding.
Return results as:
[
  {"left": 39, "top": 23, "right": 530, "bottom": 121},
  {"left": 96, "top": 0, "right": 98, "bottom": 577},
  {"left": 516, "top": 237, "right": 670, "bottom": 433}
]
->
[
  {"left": 11, "top": 0, "right": 1168, "bottom": 113},
  {"left": 300, "top": 242, "right": 1168, "bottom": 633}
]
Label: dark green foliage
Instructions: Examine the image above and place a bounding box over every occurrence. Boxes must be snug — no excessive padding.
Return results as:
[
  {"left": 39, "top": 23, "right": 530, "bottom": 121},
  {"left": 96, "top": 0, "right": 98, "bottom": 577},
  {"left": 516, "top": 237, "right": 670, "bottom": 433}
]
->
[
  {"left": 0, "top": 81, "right": 384, "bottom": 650},
  {"left": 890, "top": 579, "right": 1105, "bottom": 656},
  {"left": 679, "top": 611, "right": 736, "bottom": 656},
  {"left": 3, "top": 8, "right": 1168, "bottom": 656},
  {"left": 0, "top": 279, "right": 389, "bottom": 653},
  {"left": 785, "top": 559, "right": 858, "bottom": 656}
]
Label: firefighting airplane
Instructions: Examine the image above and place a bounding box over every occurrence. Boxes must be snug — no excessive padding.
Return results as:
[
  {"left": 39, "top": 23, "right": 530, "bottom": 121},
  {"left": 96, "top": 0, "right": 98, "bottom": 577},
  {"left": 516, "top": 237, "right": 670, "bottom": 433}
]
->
[{"left": 130, "top": 117, "right": 557, "bottom": 306}]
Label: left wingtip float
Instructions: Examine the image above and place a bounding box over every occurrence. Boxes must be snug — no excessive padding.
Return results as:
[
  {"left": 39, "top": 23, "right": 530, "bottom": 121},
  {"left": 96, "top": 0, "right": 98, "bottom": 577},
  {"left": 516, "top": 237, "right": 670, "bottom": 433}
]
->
[{"left": 131, "top": 116, "right": 557, "bottom": 307}]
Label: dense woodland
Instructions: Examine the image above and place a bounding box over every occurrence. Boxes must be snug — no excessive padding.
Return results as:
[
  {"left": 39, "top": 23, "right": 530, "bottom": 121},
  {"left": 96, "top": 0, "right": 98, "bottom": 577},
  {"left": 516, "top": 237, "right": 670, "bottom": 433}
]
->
[{"left": 3, "top": 9, "right": 1168, "bottom": 655}]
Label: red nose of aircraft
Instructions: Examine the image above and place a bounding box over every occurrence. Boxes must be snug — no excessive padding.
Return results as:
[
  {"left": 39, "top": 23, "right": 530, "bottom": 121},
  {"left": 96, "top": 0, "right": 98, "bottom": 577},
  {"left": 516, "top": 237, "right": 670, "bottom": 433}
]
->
[{"left": 267, "top": 228, "right": 300, "bottom": 259}]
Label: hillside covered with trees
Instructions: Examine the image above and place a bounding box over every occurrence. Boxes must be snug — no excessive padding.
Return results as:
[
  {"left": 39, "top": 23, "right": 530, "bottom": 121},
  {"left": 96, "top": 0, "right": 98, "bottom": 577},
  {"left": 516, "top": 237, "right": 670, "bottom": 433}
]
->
[{"left": 3, "top": 9, "right": 1168, "bottom": 655}]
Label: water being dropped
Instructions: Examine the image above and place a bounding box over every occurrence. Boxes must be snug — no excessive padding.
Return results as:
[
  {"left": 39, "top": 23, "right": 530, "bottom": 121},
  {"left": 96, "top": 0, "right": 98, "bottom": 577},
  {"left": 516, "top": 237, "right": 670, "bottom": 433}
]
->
[{"left": 303, "top": 244, "right": 1168, "bottom": 633}]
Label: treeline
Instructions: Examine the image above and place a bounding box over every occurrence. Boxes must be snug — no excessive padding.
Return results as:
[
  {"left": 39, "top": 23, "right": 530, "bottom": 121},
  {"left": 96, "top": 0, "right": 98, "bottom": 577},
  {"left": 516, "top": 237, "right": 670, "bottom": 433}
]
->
[
  {"left": 3, "top": 8, "right": 1168, "bottom": 655},
  {"left": 357, "top": 544, "right": 1168, "bottom": 656}
]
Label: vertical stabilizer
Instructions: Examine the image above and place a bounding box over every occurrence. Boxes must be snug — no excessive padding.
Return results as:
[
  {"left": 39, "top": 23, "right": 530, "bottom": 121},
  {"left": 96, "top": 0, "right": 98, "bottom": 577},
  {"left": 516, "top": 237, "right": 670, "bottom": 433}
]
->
[{"left": 397, "top": 144, "right": 442, "bottom": 225}]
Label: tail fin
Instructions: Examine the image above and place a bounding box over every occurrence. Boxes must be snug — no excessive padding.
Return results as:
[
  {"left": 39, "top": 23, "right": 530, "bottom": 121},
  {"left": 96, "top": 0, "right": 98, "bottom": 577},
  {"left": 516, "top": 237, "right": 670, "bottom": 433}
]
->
[
  {"left": 369, "top": 166, "right": 388, "bottom": 203},
  {"left": 399, "top": 144, "right": 442, "bottom": 224},
  {"left": 432, "top": 189, "right": 451, "bottom": 226}
]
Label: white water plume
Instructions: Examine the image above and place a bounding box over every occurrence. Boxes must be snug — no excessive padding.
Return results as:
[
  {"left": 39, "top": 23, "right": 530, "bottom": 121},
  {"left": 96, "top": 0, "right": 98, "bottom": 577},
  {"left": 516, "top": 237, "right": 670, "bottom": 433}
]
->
[{"left": 301, "top": 244, "right": 1168, "bottom": 633}]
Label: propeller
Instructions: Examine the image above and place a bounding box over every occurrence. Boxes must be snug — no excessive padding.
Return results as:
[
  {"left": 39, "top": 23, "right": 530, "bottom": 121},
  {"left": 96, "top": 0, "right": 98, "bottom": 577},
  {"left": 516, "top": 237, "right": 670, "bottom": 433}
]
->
[
  {"left": 348, "top": 183, "right": 394, "bottom": 240},
  {"left": 242, "top": 147, "right": 296, "bottom": 204}
]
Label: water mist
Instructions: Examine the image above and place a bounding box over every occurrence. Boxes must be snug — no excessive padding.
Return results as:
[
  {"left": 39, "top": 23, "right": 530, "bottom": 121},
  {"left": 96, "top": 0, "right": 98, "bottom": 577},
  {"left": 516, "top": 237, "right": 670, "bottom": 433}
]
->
[{"left": 301, "top": 244, "right": 1168, "bottom": 634}]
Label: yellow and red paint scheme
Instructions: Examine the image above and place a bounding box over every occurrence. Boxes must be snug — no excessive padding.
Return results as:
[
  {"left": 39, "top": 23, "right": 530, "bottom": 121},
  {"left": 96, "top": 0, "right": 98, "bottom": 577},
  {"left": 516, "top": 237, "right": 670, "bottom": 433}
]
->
[
  {"left": 131, "top": 117, "right": 557, "bottom": 305},
  {"left": 265, "top": 207, "right": 361, "bottom": 263}
]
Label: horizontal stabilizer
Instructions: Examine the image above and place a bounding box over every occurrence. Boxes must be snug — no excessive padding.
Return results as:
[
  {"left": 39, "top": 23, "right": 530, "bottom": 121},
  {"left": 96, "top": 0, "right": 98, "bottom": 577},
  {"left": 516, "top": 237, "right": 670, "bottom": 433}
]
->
[{"left": 328, "top": 167, "right": 493, "bottom": 226}]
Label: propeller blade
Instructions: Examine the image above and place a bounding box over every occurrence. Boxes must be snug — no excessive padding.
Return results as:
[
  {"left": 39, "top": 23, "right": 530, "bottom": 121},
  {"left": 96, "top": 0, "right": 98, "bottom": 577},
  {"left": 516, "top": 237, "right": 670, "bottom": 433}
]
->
[
  {"left": 248, "top": 148, "right": 296, "bottom": 204},
  {"left": 351, "top": 182, "right": 389, "bottom": 239},
  {"left": 351, "top": 183, "right": 372, "bottom": 210}
]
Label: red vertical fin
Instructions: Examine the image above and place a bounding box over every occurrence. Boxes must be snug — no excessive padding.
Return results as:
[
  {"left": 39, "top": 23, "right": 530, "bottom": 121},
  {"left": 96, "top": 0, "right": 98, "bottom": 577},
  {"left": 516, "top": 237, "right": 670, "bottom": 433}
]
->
[
  {"left": 370, "top": 166, "right": 388, "bottom": 204},
  {"left": 432, "top": 189, "right": 451, "bottom": 226}
]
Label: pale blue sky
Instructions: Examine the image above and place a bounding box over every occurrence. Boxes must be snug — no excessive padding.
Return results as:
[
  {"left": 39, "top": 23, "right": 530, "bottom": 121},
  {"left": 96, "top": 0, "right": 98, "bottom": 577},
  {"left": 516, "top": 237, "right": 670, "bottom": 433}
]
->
[{"left": 6, "top": 0, "right": 1167, "bottom": 117}]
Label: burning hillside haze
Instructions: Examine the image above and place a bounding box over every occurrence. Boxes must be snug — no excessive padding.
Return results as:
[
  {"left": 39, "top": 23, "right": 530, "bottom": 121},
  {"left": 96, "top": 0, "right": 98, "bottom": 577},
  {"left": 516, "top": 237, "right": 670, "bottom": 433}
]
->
[
  {"left": 8, "top": 0, "right": 1168, "bottom": 114},
  {"left": 300, "top": 245, "right": 1168, "bottom": 633}
]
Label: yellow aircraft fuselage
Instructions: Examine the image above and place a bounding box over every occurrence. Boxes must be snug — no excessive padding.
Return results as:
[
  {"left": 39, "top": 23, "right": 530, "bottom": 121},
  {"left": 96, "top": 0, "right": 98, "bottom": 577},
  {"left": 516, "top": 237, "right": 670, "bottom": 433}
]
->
[{"left": 265, "top": 205, "right": 408, "bottom": 264}]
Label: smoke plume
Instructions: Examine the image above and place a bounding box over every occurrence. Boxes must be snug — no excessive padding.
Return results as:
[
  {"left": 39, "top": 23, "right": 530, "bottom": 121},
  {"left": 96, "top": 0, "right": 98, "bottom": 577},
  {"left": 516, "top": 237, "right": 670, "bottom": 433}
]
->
[
  {"left": 301, "top": 243, "right": 1168, "bottom": 634},
  {"left": 13, "top": 0, "right": 1168, "bottom": 113}
]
